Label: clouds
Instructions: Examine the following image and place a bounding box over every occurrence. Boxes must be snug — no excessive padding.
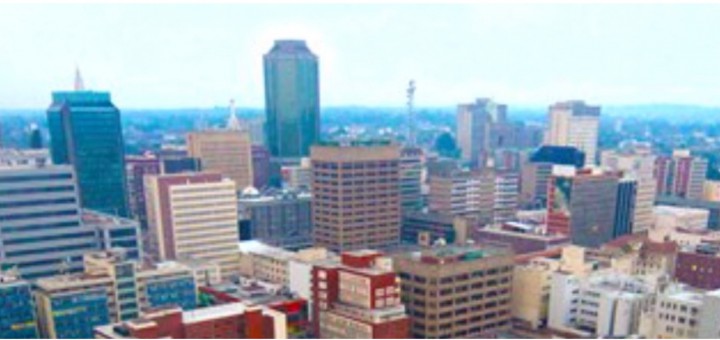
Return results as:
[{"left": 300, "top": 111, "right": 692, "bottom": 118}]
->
[{"left": 0, "top": 3, "right": 719, "bottom": 108}]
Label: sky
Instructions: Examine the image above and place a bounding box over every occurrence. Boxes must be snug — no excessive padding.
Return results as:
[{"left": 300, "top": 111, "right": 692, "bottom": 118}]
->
[{"left": 1, "top": 3, "right": 720, "bottom": 109}]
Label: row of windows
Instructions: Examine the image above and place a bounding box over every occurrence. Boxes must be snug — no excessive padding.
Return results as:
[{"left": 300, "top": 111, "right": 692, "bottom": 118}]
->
[
  {"left": 3, "top": 231, "right": 95, "bottom": 245},
  {"left": 0, "top": 185, "right": 75, "bottom": 195},
  {"left": 0, "top": 209, "right": 78, "bottom": 221},
  {"left": 0, "top": 197, "right": 77, "bottom": 209},
  {"left": 0, "top": 173, "right": 72, "bottom": 183}
]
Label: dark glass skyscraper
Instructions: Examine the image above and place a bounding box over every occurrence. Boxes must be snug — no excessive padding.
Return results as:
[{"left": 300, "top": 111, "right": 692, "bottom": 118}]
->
[
  {"left": 263, "top": 40, "right": 320, "bottom": 159},
  {"left": 47, "top": 90, "right": 129, "bottom": 217}
]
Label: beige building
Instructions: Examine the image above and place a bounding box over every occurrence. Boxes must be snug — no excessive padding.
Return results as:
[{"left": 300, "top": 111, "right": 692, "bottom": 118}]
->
[
  {"left": 512, "top": 258, "right": 561, "bottom": 330},
  {"left": 311, "top": 142, "right": 401, "bottom": 252},
  {"left": 187, "top": 130, "right": 253, "bottom": 190},
  {"left": 654, "top": 205, "right": 710, "bottom": 231},
  {"left": 393, "top": 244, "right": 514, "bottom": 338},
  {"left": 704, "top": 180, "right": 720, "bottom": 202},
  {"left": 144, "top": 172, "right": 241, "bottom": 278},
  {"left": 601, "top": 149, "right": 657, "bottom": 233},
  {"left": 546, "top": 100, "right": 600, "bottom": 165}
]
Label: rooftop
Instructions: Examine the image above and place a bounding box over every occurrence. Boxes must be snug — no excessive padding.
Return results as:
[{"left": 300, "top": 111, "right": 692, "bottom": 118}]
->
[{"left": 397, "top": 243, "right": 512, "bottom": 265}]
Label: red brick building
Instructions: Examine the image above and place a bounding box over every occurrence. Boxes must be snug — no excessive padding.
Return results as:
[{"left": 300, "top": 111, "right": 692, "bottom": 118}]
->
[
  {"left": 94, "top": 303, "right": 286, "bottom": 339},
  {"left": 675, "top": 244, "right": 720, "bottom": 290},
  {"left": 311, "top": 250, "right": 410, "bottom": 338}
]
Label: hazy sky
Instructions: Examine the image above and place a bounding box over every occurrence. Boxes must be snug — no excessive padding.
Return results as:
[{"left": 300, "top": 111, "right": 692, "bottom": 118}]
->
[{"left": 1, "top": 3, "right": 719, "bottom": 109}]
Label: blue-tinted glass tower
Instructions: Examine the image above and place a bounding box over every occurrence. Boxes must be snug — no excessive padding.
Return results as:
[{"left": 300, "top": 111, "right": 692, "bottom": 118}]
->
[
  {"left": 0, "top": 278, "right": 38, "bottom": 339},
  {"left": 47, "top": 85, "right": 129, "bottom": 217}
]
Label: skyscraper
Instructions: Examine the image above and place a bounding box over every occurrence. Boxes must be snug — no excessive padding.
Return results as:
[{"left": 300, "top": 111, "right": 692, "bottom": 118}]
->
[
  {"left": 311, "top": 142, "right": 401, "bottom": 252},
  {"left": 263, "top": 40, "right": 320, "bottom": 161},
  {"left": 547, "top": 168, "right": 619, "bottom": 248},
  {"left": 0, "top": 165, "right": 97, "bottom": 279},
  {"left": 601, "top": 147, "right": 656, "bottom": 233},
  {"left": 144, "top": 172, "right": 241, "bottom": 278},
  {"left": 46, "top": 72, "right": 129, "bottom": 216},
  {"left": 655, "top": 149, "right": 708, "bottom": 200},
  {"left": 456, "top": 98, "right": 504, "bottom": 168},
  {"left": 187, "top": 130, "right": 254, "bottom": 191},
  {"left": 546, "top": 100, "right": 601, "bottom": 165}
]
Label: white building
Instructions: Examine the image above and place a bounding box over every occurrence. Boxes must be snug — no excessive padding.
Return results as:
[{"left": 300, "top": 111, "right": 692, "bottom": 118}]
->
[
  {"left": 640, "top": 283, "right": 720, "bottom": 339},
  {"left": 548, "top": 271, "right": 654, "bottom": 337},
  {"left": 546, "top": 101, "right": 600, "bottom": 165},
  {"left": 654, "top": 205, "right": 709, "bottom": 231}
]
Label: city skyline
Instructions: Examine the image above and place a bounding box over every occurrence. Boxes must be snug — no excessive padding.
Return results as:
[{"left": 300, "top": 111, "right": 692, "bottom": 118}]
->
[{"left": 1, "top": 3, "right": 720, "bottom": 109}]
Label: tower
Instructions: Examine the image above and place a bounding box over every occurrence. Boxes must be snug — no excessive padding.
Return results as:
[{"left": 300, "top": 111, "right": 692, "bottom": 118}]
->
[{"left": 406, "top": 80, "right": 416, "bottom": 146}]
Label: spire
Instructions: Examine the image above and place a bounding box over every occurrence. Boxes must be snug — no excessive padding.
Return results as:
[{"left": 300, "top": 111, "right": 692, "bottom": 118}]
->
[
  {"left": 74, "top": 66, "right": 85, "bottom": 91},
  {"left": 227, "top": 98, "right": 243, "bottom": 131}
]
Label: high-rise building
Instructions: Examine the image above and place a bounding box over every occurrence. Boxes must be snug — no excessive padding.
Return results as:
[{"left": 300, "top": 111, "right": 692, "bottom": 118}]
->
[
  {"left": 251, "top": 144, "right": 270, "bottom": 189},
  {"left": 47, "top": 82, "right": 129, "bottom": 216},
  {"left": 456, "top": 98, "right": 505, "bottom": 168},
  {"left": 264, "top": 40, "right": 320, "bottom": 161},
  {"left": 601, "top": 148, "right": 657, "bottom": 233},
  {"left": 547, "top": 168, "right": 620, "bottom": 247},
  {"left": 520, "top": 145, "right": 585, "bottom": 208},
  {"left": 144, "top": 172, "right": 241, "bottom": 278},
  {"left": 0, "top": 272, "right": 38, "bottom": 338},
  {"left": 187, "top": 130, "right": 253, "bottom": 191},
  {"left": 614, "top": 178, "right": 638, "bottom": 238},
  {"left": 311, "top": 142, "right": 401, "bottom": 252},
  {"left": 393, "top": 244, "right": 514, "bottom": 338},
  {"left": 0, "top": 164, "right": 97, "bottom": 279},
  {"left": 655, "top": 149, "right": 708, "bottom": 200},
  {"left": 311, "top": 250, "right": 410, "bottom": 338},
  {"left": 84, "top": 209, "right": 143, "bottom": 260},
  {"left": 400, "top": 147, "right": 424, "bottom": 212},
  {"left": 545, "top": 100, "right": 600, "bottom": 165},
  {"left": 125, "top": 154, "right": 160, "bottom": 227},
  {"left": 237, "top": 188, "right": 313, "bottom": 250},
  {"left": 428, "top": 169, "right": 486, "bottom": 217}
]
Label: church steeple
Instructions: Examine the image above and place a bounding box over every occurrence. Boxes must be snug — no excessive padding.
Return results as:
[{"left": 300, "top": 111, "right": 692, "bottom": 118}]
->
[{"left": 74, "top": 66, "right": 85, "bottom": 91}]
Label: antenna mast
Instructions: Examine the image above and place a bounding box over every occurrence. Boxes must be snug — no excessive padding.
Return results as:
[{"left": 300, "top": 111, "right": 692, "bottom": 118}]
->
[{"left": 407, "top": 80, "right": 416, "bottom": 146}]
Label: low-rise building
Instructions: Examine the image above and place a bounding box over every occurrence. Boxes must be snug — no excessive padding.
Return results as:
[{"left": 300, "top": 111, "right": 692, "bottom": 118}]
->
[
  {"left": 393, "top": 244, "right": 514, "bottom": 338},
  {"left": 654, "top": 205, "right": 710, "bottom": 230},
  {"left": 473, "top": 221, "right": 569, "bottom": 255},
  {"left": 0, "top": 271, "right": 38, "bottom": 338},
  {"left": 94, "top": 303, "right": 287, "bottom": 339},
  {"left": 548, "top": 271, "right": 655, "bottom": 338},
  {"left": 311, "top": 250, "right": 410, "bottom": 338}
]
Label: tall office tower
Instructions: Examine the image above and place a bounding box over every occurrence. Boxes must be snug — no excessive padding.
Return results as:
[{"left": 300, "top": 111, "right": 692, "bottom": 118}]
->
[
  {"left": 0, "top": 272, "right": 38, "bottom": 338},
  {"left": 125, "top": 154, "right": 160, "bottom": 227},
  {"left": 520, "top": 145, "right": 585, "bottom": 208},
  {"left": 237, "top": 188, "right": 313, "bottom": 250},
  {"left": 400, "top": 147, "right": 424, "bottom": 212},
  {"left": 187, "top": 130, "right": 253, "bottom": 191},
  {"left": 251, "top": 144, "right": 270, "bottom": 189},
  {"left": 393, "top": 244, "right": 514, "bottom": 338},
  {"left": 28, "top": 123, "right": 43, "bottom": 149},
  {"left": 311, "top": 142, "right": 401, "bottom": 252},
  {"left": 428, "top": 169, "right": 484, "bottom": 217},
  {"left": 456, "top": 98, "right": 506, "bottom": 168},
  {"left": 655, "top": 149, "right": 708, "bottom": 200},
  {"left": 0, "top": 164, "right": 97, "bottom": 279},
  {"left": 547, "top": 168, "right": 620, "bottom": 247},
  {"left": 492, "top": 170, "right": 520, "bottom": 225},
  {"left": 47, "top": 80, "right": 129, "bottom": 216},
  {"left": 264, "top": 40, "right": 320, "bottom": 185},
  {"left": 614, "top": 178, "right": 638, "bottom": 238},
  {"left": 601, "top": 148, "right": 656, "bottom": 233},
  {"left": 144, "top": 172, "right": 241, "bottom": 278},
  {"left": 545, "top": 100, "right": 600, "bottom": 165},
  {"left": 311, "top": 250, "right": 410, "bottom": 338}
]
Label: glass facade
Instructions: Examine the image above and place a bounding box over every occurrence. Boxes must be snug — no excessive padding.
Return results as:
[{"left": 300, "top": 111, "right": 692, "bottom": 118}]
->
[
  {"left": 263, "top": 40, "right": 320, "bottom": 159},
  {"left": 145, "top": 276, "right": 197, "bottom": 310},
  {"left": 0, "top": 281, "right": 38, "bottom": 339},
  {"left": 47, "top": 91, "right": 129, "bottom": 217},
  {"left": 50, "top": 288, "right": 110, "bottom": 339}
]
